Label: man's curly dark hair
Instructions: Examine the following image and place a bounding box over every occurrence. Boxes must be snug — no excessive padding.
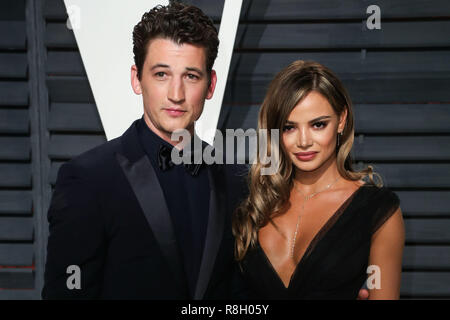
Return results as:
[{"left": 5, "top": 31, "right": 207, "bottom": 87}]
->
[{"left": 132, "top": 1, "right": 219, "bottom": 80}]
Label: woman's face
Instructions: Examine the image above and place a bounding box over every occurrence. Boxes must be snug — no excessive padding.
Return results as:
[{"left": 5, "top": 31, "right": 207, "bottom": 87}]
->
[{"left": 282, "top": 91, "right": 347, "bottom": 173}]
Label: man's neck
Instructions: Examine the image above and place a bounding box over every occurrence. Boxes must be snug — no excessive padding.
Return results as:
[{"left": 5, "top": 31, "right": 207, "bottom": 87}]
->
[{"left": 143, "top": 115, "right": 193, "bottom": 148}]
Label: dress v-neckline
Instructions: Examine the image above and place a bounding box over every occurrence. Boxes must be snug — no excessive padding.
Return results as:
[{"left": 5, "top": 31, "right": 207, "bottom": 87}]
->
[{"left": 257, "top": 182, "right": 367, "bottom": 290}]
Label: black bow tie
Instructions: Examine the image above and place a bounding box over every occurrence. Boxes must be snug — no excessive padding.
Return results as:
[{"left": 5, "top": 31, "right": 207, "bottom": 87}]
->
[{"left": 157, "top": 144, "right": 202, "bottom": 176}]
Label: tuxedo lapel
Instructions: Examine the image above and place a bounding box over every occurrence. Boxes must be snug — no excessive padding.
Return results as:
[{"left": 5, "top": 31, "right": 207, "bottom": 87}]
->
[
  {"left": 116, "top": 122, "right": 188, "bottom": 295},
  {"left": 194, "top": 163, "right": 227, "bottom": 300}
]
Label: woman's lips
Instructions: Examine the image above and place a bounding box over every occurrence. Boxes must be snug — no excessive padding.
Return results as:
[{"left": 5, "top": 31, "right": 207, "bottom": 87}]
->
[{"left": 294, "top": 151, "right": 318, "bottom": 161}]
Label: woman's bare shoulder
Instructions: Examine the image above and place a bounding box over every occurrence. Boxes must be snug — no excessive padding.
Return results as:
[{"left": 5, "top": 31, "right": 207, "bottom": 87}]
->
[{"left": 337, "top": 178, "right": 366, "bottom": 192}]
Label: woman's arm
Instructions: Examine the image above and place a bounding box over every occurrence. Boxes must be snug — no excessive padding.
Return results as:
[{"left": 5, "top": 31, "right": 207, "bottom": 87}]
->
[{"left": 367, "top": 207, "right": 405, "bottom": 299}]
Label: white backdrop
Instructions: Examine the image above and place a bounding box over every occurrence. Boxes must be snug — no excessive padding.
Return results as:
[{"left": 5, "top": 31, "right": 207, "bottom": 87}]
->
[{"left": 64, "top": 0, "right": 242, "bottom": 144}]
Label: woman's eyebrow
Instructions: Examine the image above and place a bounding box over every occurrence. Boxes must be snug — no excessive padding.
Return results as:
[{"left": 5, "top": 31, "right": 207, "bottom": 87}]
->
[
  {"left": 285, "top": 115, "right": 332, "bottom": 124},
  {"left": 308, "top": 115, "right": 332, "bottom": 123}
]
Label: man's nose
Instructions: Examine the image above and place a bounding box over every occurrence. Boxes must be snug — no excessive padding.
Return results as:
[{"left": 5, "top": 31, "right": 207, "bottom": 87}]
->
[
  {"left": 297, "top": 126, "right": 312, "bottom": 148},
  {"left": 168, "top": 77, "right": 185, "bottom": 103}
]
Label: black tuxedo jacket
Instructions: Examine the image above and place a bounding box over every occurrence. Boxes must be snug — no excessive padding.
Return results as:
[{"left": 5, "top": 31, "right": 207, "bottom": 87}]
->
[{"left": 42, "top": 120, "right": 248, "bottom": 299}]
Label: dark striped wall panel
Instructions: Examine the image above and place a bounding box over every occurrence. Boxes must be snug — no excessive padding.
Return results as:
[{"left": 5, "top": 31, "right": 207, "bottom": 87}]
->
[
  {"left": 48, "top": 103, "right": 103, "bottom": 132},
  {"left": 0, "top": 83, "right": 28, "bottom": 106},
  {"left": 0, "top": 137, "right": 30, "bottom": 160},
  {"left": 214, "top": 0, "right": 450, "bottom": 299},
  {"left": 0, "top": 21, "right": 26, "bottom": 49},
  {"left": 42, "top": 0, "right": 450, "bottom": 21},
  {"left": 0, "top": 109, "right": 29, "bottom": 134},
  {"left": 41, "top": 0, "right": 450, "bottom": 299},
  {"left": 0, "top": 53, "right": 27, "bottom": 78},
  {"left": 398, "top": 191, "right": 450, "bottom": 217},
  {"left": 401, "top": 272, "right": 450, "bottom": 297},
  {"left": 1, "top": 0, "right": 449, "bottom": 299},
  {"left": 192, "top": 0, "right": 450, "bottom": 20},
  {"left": 403, "top": 246, "right": 450, "bottom": 269},
  {"left": 0, "top": 269, "right": 34, "bottom": 290},
  {"left": 0, "top": 191, "right": 33, "bottom": 215},
  {"left": 0, "top": 0, "right": 35, "bottom": 298},
  {"left": 0, "top": 1, "right": 26, "bottom": 20},
  {"left": 0, "top": 244, "right": 33, "bottom": 266}
]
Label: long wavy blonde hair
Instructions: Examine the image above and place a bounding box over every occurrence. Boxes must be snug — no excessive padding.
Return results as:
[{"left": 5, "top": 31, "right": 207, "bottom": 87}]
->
[{"left": 232, "top": 60, "right": 381, "bottom": 261}]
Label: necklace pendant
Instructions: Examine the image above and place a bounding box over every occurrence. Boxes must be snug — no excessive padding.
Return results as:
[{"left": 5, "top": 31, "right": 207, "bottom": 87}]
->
[{"left": 291, "top": 176, "right": 341, "bottom": 260}]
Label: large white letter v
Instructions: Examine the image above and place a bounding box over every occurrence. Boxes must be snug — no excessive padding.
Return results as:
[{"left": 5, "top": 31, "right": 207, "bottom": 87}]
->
[{"left": 64, "top": 0, "right": 242, "bottom": 143}]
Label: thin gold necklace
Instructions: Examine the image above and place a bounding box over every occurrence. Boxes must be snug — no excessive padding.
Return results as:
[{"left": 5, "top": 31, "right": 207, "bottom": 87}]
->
[{"left": 290, "top": 176, "right": 341, "bottom": 259}]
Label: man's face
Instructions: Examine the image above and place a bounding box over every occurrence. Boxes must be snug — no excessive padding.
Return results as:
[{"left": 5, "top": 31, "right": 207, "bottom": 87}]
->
[{"left": 131, "top": 38, "right": 216, "bottom": 143}]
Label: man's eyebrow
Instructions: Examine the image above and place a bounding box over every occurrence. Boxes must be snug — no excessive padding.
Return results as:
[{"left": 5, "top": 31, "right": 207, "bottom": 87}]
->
[
  {"left": 150, "top": 63, "right": 170, "bottom": 70},
  {"left": 186, "top": 67, "right": 204, "bottom": 76}
]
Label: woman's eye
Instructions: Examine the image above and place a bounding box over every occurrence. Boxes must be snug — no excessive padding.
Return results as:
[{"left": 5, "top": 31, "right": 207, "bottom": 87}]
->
[
  {"left": 283, "top": 125, "right": 295, "bottom": 132},
  {"left": 313, "top": 121, "right": 327, "bottom": 129}
]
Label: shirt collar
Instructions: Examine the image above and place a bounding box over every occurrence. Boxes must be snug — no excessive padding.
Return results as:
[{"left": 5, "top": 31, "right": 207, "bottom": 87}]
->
[{"left": 136, "top": 116, "right": 208, "bottom": 171}]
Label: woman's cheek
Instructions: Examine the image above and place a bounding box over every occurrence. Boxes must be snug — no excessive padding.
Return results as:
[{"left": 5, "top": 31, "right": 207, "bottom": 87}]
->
[
  {"left": 282, "top": 133, "right": 296, "bottom": 152},
  {"left": 314, "top": 128, "right": 334, "bottom": 149}
]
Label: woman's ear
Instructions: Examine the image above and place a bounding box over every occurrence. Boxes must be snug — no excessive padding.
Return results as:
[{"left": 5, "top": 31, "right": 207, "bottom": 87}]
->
[{"left": 338, "top": 108, "right": 348, "bottom": 133}]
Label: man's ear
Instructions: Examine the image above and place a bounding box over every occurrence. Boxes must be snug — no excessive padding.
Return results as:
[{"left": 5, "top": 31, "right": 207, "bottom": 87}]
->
[
  {"left": 206, "top": 69, "right": 217, "bottom": 100},
  {"left": 131, "top": 65, "right": 142, "bottom": 95}
]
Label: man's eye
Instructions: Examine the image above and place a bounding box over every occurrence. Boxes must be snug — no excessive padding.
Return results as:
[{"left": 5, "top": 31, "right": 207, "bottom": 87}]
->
[
  {"left": 187, "top": 74, "right": 199, "bottom": 80},
  {"left": 313, "top": 121, "right": 327, "bottom": 129},
  {"left": 155, "top": 72, "right": 166, "bottom": 77},
  {"left": 283, "top": 125, "right": 295, "bottom": 132}
]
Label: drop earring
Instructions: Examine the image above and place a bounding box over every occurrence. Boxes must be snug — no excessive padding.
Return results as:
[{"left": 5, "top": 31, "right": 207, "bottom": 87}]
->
[{"left": 337, "top": 131, "right": 343, "bottom": 147}]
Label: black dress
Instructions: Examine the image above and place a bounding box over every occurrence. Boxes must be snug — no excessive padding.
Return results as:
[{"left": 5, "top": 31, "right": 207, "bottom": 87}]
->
[{"left": 239, "top": 183, "right": 400, "bottom": 299}]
